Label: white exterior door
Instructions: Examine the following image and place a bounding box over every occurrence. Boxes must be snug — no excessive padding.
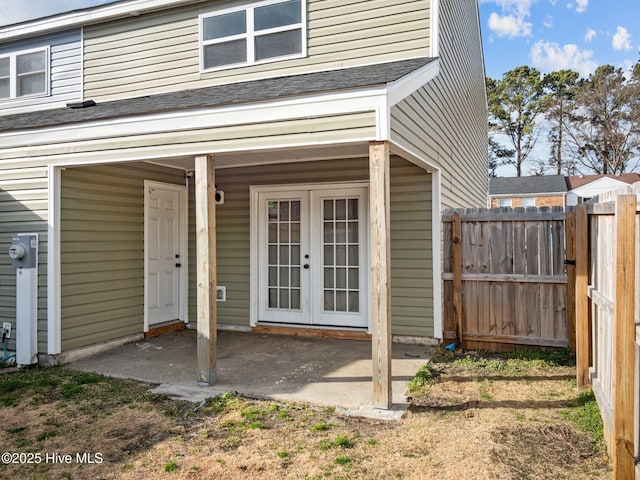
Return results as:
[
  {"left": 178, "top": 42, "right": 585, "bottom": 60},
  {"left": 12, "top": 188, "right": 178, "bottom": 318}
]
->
[
  {"left": 144, "top": 181, "right": 188, "bottom": 328},
  {"left": 255, "top": 185, "right": 368, "bottom": 328}
]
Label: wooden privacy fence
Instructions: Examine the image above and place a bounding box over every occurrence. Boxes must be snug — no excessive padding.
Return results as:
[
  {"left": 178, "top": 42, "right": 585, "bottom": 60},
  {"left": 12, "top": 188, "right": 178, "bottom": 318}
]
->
[
  {"left": 442, "top": 207, "right": 570, "bottom": 350},
  {"left": 573, "top": 183, "right": 640, "bottom": 480}
]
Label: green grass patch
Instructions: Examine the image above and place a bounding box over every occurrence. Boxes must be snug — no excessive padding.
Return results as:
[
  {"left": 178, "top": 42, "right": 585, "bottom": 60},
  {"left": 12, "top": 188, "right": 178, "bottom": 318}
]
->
[
  {"left": 408, "top": 364, "right": 440, "bottom": 394},
  {"left": 430, "top": 348, "right": 575, "bottom": 375},
  {"left": 563, "top": 390, "right": 605, "bottom": 450},
  {"left": 332, "top": 435, "right": 354, "bottom": 449},
  {"left": 206, "top": 392, "right": 241, "bottom": 414},
  {"left": 334, "top": 455, "right": 352, "bottom": 466},
  {"left": 37, "top": 430, "right": 59, "bottom": 441},
  {"left": 164, "top": 460, "right": 179, "bottom": 472},
  {"left": 311, "top": 420, "right": 333, "bottom": 432}
]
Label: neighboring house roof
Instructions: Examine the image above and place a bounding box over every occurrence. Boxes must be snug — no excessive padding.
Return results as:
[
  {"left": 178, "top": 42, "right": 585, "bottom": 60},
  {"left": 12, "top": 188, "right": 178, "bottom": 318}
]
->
[
  {"left": 566, "top": 173, "right": 640, "bottom": 189},
  {"left": 488, "top": 175, "right": 568, "bottom": 196},
  {"left": 0, "top": 57, "right": 435, "bottom": 133}
]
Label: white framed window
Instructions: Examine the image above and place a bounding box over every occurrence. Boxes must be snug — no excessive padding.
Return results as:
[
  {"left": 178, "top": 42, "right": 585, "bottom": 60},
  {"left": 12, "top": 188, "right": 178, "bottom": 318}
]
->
[
  {"left": 0, "top": 47, "right": 49, "bottom": 101},
  {"left": 498, "top": 198, "right": 512, "bottom": 208},
  {"left": 521, "top": 197, "right": 536, "bottom": 207},
  {"left": 200, "top": 0, "right": 306, "bottom": 72}
]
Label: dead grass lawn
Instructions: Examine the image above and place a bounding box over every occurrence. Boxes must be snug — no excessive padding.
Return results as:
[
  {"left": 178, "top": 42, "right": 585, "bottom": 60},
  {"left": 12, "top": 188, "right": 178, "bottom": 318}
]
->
[{"left": 0, "top": 350, "right": 611, "bottom": 480}]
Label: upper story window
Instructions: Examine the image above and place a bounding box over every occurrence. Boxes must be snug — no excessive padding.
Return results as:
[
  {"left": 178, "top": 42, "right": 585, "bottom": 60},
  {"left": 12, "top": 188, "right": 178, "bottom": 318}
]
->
[
  {"left": 498, "top": 198, "right": 512, "bottom": 208},
  {"left": 521, "top": 197, "right": 536, "bottom": 207},
  {"left": 0, "top": 48, "right": 49, "bottom": 101},
  {"left": 200, "top": 0, "right": 305, "bottom": 72}
]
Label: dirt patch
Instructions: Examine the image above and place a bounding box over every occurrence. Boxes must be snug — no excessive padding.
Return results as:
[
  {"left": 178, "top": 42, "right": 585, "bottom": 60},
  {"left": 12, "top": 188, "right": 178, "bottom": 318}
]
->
[{"left": 0, "top": 354, "right": 611, "bottom": 479}]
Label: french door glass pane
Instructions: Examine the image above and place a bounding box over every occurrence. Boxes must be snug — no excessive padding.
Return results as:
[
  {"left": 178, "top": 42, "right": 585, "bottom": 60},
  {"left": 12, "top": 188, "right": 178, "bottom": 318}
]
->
[
  {"left": 322, "top": 197, "right": 360, "bottom": 313},
  {"left": 266, "top": 199, "right": 301, "bottom": 311}
]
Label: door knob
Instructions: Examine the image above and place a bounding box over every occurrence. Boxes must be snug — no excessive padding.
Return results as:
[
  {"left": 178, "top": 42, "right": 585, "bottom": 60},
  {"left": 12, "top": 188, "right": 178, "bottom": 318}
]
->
[
  {"left": 303, "top": 264, "right": 310, "bottom": 269},
  {"left": 175, "top": 263, "right": 182, "bottom": 267}
]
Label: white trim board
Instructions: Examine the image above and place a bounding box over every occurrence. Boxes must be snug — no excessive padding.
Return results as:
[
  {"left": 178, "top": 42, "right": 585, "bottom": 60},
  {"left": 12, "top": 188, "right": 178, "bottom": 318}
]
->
[
  {"left": 47, "top": 165, "right": 61, "bottom": 355},
  {"left": 0, "top": 88, "right": 387, "bottom": 150}
]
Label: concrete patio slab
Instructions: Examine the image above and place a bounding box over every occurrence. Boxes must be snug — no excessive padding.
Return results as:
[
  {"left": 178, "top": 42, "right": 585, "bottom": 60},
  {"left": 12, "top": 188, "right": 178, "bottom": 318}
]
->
[{"left": 68, "top": 329, "right": 431, "bottom": 419}]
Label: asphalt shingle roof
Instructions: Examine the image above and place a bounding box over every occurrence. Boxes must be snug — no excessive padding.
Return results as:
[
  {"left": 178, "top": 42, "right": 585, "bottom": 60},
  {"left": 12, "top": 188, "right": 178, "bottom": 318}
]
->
[
  {"left": 0, "top": 57, "right": 436, "bottom": 133},
  {"left": 489, "top": 175, "right": 569, "bottom": 195}
]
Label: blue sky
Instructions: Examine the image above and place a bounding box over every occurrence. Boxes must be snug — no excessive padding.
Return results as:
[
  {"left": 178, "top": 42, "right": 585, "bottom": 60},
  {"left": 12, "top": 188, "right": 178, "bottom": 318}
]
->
[
  {"left": 480, "top": 0, "right": 639, "bottom": 79},
  {"left": 1, "top": 0, "right": 637, "bottom": 80}
]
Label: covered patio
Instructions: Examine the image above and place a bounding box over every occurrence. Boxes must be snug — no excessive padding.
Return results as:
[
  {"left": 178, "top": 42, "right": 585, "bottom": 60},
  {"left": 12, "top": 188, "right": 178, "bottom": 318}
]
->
[{"left": 68, "top": 329, "right": 430, "bottom": 419}]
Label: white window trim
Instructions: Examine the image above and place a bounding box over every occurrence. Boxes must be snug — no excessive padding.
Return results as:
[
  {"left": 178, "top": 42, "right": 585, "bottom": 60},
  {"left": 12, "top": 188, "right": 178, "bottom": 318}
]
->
[
  {"left": 498, "top": 198, "right": 513, "bottom": 208},
  {"left": 199, "top": 0, "right": 307, "bottom": 73},
  {"left": 0, "top": 46, "right": 50, "bottom": 102}
]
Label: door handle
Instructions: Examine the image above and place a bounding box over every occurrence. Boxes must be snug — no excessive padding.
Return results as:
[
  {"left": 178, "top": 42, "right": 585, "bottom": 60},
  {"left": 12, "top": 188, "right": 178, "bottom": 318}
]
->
[
  {"left": 303, "top": 264, "right": 310, "bottom": 269},
  {"left": 175, "top": 263, "right": 182, "bottom": 268}
]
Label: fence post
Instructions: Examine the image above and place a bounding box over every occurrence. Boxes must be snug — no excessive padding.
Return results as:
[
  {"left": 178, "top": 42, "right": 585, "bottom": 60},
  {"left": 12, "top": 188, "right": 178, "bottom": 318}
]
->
[
  {"left": 575, "top": 204, "right": 590, "bottom": 389},
  {"left": 452, "top": 212, "right": 463, "bottom": 346},
  {"left": 612, "top": 195, "right": 636, "bottom": 480},
  {"left": 565, "top": 210, "right": 576, "bottom": 354}
]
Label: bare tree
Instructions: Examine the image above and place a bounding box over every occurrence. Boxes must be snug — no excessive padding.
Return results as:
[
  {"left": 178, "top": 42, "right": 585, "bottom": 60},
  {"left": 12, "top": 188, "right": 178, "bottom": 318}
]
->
[{"left": 565, "top": 63, "right": 640, "bottom": 174}]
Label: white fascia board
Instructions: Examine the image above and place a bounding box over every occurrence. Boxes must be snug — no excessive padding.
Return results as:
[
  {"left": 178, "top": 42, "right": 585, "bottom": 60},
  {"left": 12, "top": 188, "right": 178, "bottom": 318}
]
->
[
  {"left": 0, "top": 0, "right": 202, "bottom": 41},
  {"left": 386, "top": 58, "right": 440, "bottom": 107},
  {"left": 0, "top": 87, "right": 389, "bottom": 151}
]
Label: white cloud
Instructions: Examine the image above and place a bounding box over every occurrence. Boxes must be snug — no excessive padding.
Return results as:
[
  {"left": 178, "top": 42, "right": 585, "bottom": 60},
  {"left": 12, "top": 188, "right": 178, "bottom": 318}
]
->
[
  {"left": 566, "top": 0, "right": 588, "bottom": 12},
  {"left": 543, "top": 15, "right": 553, "bottom": 29},
  {"left": 584, "top": 28, "right": 597, "bottom": 43},
  {"left": 612, "top": 26, "right": 633, "bottom": 51},
  {"left": 484, "top": 0, "right": 537, "bottom": 38},
  {"left": 530, "top": 40, "right": 598, "bottom": 76},
  {"left": 575, "top": 0, "right": 588, "bottom": 12},
  {"left": 488, "top": 12, "right": 533, "bottom": 38}
]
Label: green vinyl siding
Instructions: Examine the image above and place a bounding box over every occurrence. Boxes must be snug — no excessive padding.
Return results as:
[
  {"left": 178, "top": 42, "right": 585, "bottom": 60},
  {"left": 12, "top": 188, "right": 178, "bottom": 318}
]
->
[
  {"left": 193, "top": 156, "right": 433, "bottom": 337},
  {"left": 391, "top": 0, "right": 487, "bottom": 209},
  {"left": 60, "top": 163, "right": 185, "bottom": 351},
  {"left": 390, "top": 160, "right": 433, "bottom": 337},
  {"left": 83, "top": 0, "right": 430, "bottom": 102},
  {"left": 0, "top": 168, "right": 48, "bottom": 353}
]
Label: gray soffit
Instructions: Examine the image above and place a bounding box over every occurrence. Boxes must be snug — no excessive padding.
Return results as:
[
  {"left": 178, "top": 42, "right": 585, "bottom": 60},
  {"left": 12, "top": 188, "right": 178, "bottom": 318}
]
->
[
  {"left": 489, "top": 175, "right": 569, "bottom": 195},
  {"left": 0, "top": 57, "right": 436, "bottom": 133}
]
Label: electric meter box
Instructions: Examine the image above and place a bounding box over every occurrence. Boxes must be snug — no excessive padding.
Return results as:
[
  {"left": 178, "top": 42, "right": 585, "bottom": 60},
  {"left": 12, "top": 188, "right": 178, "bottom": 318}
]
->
[{"left": 9, "top": 234, "right": 38, "bottom": 269}]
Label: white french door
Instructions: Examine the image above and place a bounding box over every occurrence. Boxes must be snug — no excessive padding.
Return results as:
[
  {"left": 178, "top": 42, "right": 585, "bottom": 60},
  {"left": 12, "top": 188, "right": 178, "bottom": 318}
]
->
[{"left": 255, "top": 184, "right": 368, "bottom": 328}]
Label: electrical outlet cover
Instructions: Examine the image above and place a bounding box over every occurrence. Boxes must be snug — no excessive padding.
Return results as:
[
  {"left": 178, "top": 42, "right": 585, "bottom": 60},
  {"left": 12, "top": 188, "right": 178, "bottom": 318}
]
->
[{"left": 2, "top": 322, "right": 11, "bottom": 338}]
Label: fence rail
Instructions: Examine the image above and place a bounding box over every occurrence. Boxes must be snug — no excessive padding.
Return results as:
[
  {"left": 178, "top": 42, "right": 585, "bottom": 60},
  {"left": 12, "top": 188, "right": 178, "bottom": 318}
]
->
[{"left": 442, "top": 206, "right": 569, "bottom": 351}]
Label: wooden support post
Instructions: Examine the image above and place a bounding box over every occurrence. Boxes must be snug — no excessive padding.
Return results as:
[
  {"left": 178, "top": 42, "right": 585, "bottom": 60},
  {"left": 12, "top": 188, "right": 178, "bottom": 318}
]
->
[
  {"left": 565, "top": 210, "right": 576, "bottom": 353},
  {"left": 452, "top": 212, "right": 463, "bottom": 346},
  {"left": 612, "top": 195, "right": 636, "bottom": 480},
  {"left": 195, "top": 154, "right": 217, "bottom": 386},
  {"left": 369, "top": 141, "right": 392, "bottom": 410},
  {"left": 575, "top": 204, "right": 590, "bottom": 389}
]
